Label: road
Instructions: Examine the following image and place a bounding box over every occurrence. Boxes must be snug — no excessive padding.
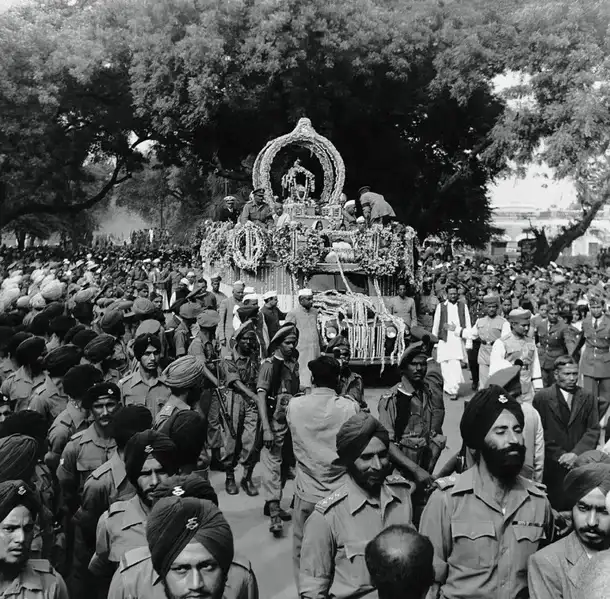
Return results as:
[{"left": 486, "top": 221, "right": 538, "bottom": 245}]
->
[{"left": 209, "top": 378, "right": 475, "bottom": 599}]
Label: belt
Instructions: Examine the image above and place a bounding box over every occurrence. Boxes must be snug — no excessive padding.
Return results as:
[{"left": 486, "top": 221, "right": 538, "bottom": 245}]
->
[{"left": 480, "top": 341, "right": 493, "bottom": 346}]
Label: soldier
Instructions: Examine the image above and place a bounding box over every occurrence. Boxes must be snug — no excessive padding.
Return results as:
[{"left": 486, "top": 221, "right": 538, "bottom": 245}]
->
[
  {"left": 90, "top": 430, "right": 178, "bottom": 595},
  {"left": 29, "top": 345, "right": 82, "bottom": 428},
  {"left": 47, "top": 316, "right": 77, "bottom": 351},
  {"left": 153, "top": 355, "right": 209, "bottom": 429},
  {"left": 99, "top": 311, "right": 130, "bottom": 381},
  {"left": 463, "top": 294, "right": 507, "bottom": 389},
  {"left": 217, "top": 281, "right": 245, "bottom": 357},
  {"left": 256, "top": 324, "right": 300, "bottom": 535},
  {"left": 378, "top": 341, "right": 444, "bottom": 483},
  {"left": 45, "top": 364, "right": 102, "bottom": 473},
  {"left": 0, "top": 326, "right": 16, "bottom": 381},
  {"left": 490, "top": 308, "right": 543, "bottom": 403},
  {"left": 536, "top": 302, "right": 570, "bottom": 387},
  {"left": 298, "top": 412, "right": 414, "bottom": 598},
  {"left": 188, "top": 310, "right": 220, "bottom": 355},
  {"left": 239, "top": 187, "right": 274, "bottom": 226},
  {"left": 420, "top": 385, "right": 553, "bottom": 599},
  {"left": 108, "top": 494, "right": 256, "bottom": 599},
  {"left": 119, "top": 334, "right": 171, "bottom": 420},
  {"left": 326, "top": 335, "right": 366, "bottom": 410},
  {"left": 83, "top": 334, "right": 118, "bottom": 382},
  {"left": 417, "top": 278, "right": 440, "bottom": 333},
  {"left": 210, "top": 273, "right": 227, "bottom": 307},
  {"left": 160, "top": 410, "right": 209, "bottom": 478},
  {"left": 221, "top": 321, "right": 261, "bottom": 496},
  {"left": 0, "top": 336, "right": 46, "bottom": 411},
  {"left": 0, "top": 480, "right": 68, "bottom": 599}
]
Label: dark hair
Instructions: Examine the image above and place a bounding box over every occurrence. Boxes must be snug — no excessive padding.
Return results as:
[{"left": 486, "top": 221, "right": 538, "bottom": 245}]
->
[
  {"left": 554, "top": 355, "right": 578, "bottom": 371},
  {"left": 365, "top": 525, "right": 435, "bottom": 599}
]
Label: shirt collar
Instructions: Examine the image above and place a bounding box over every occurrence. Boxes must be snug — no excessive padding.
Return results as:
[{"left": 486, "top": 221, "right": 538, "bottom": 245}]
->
[
  {"left": 3, "top": 563, "right": 44, "bottom": 594},
  {"left": 109, "top": 451, "right": 128, "bottom": 486},
  {"left": 345, "top": 475, "right": 402, "bottom": 515}
]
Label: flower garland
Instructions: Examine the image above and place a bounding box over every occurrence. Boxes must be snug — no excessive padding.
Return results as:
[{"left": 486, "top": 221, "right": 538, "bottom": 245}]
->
[
  {"left": 231, "top": 222, "right": 269, "bottom": 272},
  {"left": 354, "top": 225, "right": 403, "bottom": 277},
  {"left": 267, "top": 223, "right": 328, "bottom": 277},
  {"left": 291, "top": 228, "right": 329, "bottom": 277},
  {"left": 268, "top": 223, "right": 299, "bottom": 264},
  {"left": 199, "top": 221, "right": 233, "bottom": 268}
]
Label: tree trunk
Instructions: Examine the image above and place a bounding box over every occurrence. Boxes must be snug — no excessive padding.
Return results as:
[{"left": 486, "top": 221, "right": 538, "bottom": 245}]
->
[{"left": 15, "top": 231, "right": 25, "bottom": 251}]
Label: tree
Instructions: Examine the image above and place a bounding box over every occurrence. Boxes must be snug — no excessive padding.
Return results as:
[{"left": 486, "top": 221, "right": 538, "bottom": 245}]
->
[{"left": 487, "top": 0, "right": 610, "bottom": 264}]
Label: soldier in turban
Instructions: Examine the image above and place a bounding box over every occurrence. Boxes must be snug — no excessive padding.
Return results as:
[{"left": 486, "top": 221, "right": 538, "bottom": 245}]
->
[{"left": 529, "top": 462, "right": 610, "bottom": 599}]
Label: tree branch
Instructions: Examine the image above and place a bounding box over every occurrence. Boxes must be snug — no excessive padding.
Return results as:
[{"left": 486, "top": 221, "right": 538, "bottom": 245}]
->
[{"left": 438, "top": 138, "right": 492, "bottom": 195}]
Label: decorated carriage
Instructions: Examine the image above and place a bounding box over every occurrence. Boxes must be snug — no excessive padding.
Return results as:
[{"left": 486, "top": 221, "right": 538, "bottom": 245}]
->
[{"left": 199, "top": 118, "right": 417, "bottom": 367}]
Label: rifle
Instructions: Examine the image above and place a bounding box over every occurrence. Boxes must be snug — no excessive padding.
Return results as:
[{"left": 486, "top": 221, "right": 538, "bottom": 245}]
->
[{"left": 209, "top": 357, "right": 237, "bottom": 439}]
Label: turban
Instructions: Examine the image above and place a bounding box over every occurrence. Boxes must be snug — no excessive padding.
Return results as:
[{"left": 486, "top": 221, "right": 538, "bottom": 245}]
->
[
  {"left": 43, "top": 345, "right": 82, "bottom": 378},
  {"left": 197, "top": 310, "right": 220, "bottom": 329},
  {"left": 460, "top": 385, "right": 524, "bottom": 450},
  {"left": 0, "top": 327, "right": 14, "bottom": 353},
  {"left": 335, "top": 413, "right": 389, "bottom": 464},
  {"left": 82, "top": 382, "right": 120, "bottom": 410},
  {"left": 100, "top": 310, "right": 124, "bottom": 334},
  {"left": 71, "top": 302, "right": 94, "bottom": 324},
  {"left": 133, "top": 334, "right": 162, "bottom": 361},
  {"left": 8, "top": 332, "right": 32, "bottom": 357},
  {"left": 15, "top": 336, "right": 46, "bottom": 367},
  {"left": 29, "top": 313, "right": 50, "bottom": 336},
  {"left": 0, "top": 435, "right": 39, "bottom": 482},
  {"left": 162, "top": 356, "right": 205, "bottom": 390},
  {"left": 564, "top": 463, "right": 610, "bottom": 508},
  {"left": 149, "top": 473, "right": 218, "bottom": 506},
  {"left": 0, "top": 480, "right": 39, "bottom": 523},
  {"left": 64, "top": 324, "right": 86, "bottom": 345},
  {"left": 147, "top": 497, "right": 234, "bottom": 577},
  {"left": 160, "top": 410, "right": 207, "bottom": 467},
  {"left": 124, "top": 430, "right": 178, "bottom": 486},
  {"left": 267, "top": 324, "right": 299, "bottom": 357},
  {"left": 399, "top": 342, "right": 428, "bottom": 368},
  {"left": 73, "top": 288, "right": 97, "bottom": 304},
  {"left": 574, "top": 450, "right": 610, "bottom": 468},
  {"left": 16, "top": 297, "right": 30, "bottom": 310},
  {"left": 42, "top": 302, "right": 65, "bottom": 320},
  {"left": 63, "top": 364, "right": 103, "bottom": 399},
  {"left": 111, "top": 405, "right": 153, "bottom": 450},
  {"left": 326, "top": 335, "right": 350, "bottom": 355},
  {"left": 237, "top": 306, "right": 259, "bottom": 323},
  {"left": 30, "top": 294, "right": 46, "bottom": 310},
  {"left": 48, "top": 316, "right": 75, "bottom": 340},
  {"left": 0, "top": 410, "right": 48, "bottom": 447},
  {"left": 308, "top": 355, "right": 340, "bottom": 382},
  {"left": 72, "top": 329, "right": 98, "bottom": 351},
  {"left": 84, "top": 334, "right": 115, "bottom": 363},
  {"left": 483, "top": 294, "right": 500, "bottom": 306}
]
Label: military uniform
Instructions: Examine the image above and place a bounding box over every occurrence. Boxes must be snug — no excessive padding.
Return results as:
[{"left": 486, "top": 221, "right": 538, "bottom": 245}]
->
[
  {"left": 0, "top": 559, "right": 69, "bottom": 599},
  {"left": 338, "top": 369, "right": 365, "bottom": 409},
  {"left": 172, "top": 320, "right": 190, "bottom": 358},
  {"left": 108, "top": 546, "right": 258, "bottom": 599},
  {"left": 490, "top": 333, "right": 542, "bottom": 403},
  {"left": 467, "top": 314, "right": 506, "bottom": 389},
  {"left": 299, "top": 474, "right": 414, "bottom": 599},
  {"left": 579, "top": 314, "right": 610, "bottom": 417},
  {"left": 221, "top": 349, "right": 260, "bottom": 473},
  {"left": 536, "top": 319, "right": 569, "bottom": 387},
  {"left": 29, "top": 377, "right": 70, "bottom": 428},
  {"left": 419, "top": 466, "right": 552, "bottom": 599},
  {"left": 31, "top": 464, "right": 56, "bottom": 563},
  {"left": 0, "top": 355, "right": 15, "bottom": 381},
  {"left": 0, "top": 366, "right": 45, "bottom": 411},
  {"left": 378, "top": 360, "right": 445, "bottom": 473},
  {"left": 106, "top": 340, "right": 130, "bottom": 382},
  {"left": 239, "top": 199, "right": 274, "bottom": 226},
  {"left": 118, "top": 368, "right": 171, "bottom": 420},
  {"left": 257, "top": 355, "right": 300, "bottom": 503},
  {"left": 418, "top": 293, "right": 440, "bottom": 332},
  {"left": 45, "top": 402, "right": 90, "bottom": 473},
  {"left": 152, "top": 395, "right": 190, "bottom": 430}
]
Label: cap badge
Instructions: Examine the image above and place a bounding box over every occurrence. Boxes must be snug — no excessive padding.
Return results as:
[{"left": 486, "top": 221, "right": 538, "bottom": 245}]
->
[
  {"left": 17, "top": 486, "right": 26, "bottom": 496},
  {"left": 144, "top": 445, "right": 153, "bottom": 454},
  {"left": 498, "top": 395, "right": 508, "bottom": 404},
  {"left": 172, "top": 486, "right": 184, "bottom": 497},
  {"left": 186, "top": 517, "right": 199, "bottom": 531}
]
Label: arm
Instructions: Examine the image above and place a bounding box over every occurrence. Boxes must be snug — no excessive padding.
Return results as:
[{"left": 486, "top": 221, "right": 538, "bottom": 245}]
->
[
  {"left": 79, "top": 479, "right": 110, "bottom": 549},
  {"left": 107, "top": 567, "right": 128, "bottom": 599},
  {"left": 528, "top": 553, "right": 562, "bottom": 599},
  {"left": 54, "top": 572, "right": 70, "bottom": 599},
  {"left": 532, "top": 408, "right": 545, "bottom": 483},
  {"left": 217, "top": 301, "right": 227, "bottom": 344},
  {"left": 572, "top": 396, "right": 600, "bottom": 455},
  {"left": 298, "top": 511, "right": 335, "bottom": 599},
  {"left": 531, "top": 348, "right": 543, "bottom": 390},
  {"left": 533, "top": 393, "right": 566, "bottom": 463},
  {"left": 571, "top": 330, "right": 585, "bottom": 359},
  {"left": 285, "top": 311, "right": 296, "bottom": 324},
  {"left": 431, "top": 305, "right": 441, "bottom": 339},
  {"left": 488, "top": 339, "right": 507, "bottom": 376},
  {"left": 410, "top": 299, "right": 418, "bottom": 327},
  {"left": 56, "top": 443, "right": 79, "bottom": 516},
  {"left": 88, "top": 510, "right": 112, "bottom": 577},
  {"left": 389, "top": 443, "right": 432, "bottom": 485},
  {"left": 426, "top": 367, "right": 445, "bottom": 434}
]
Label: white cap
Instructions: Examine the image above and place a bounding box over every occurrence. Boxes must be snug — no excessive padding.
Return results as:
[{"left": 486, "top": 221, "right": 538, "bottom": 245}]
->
[
  {"left": 356, "top": 216, "right": 365, "bottom": 223},
  {"left": 153, "top": 258, "right": 161, "bottom": 264},
  {"left": 244, "top": 286, "right": 255, "bottom": 295},
  {"left": 211, "top": 273, "right": 221, "bottom": 280},
  {"left": 233, "top": 280, "right": 245, "bottom": 289},
  {"left": 298, "top": 288, "right": 313, "bottom": 297},
  {"left": 187, "top": 271, "right": 195, "bottom": 277},
  {"left": 143, "top": 258, "right": 151, "bottom": 263},
  {"left": 344, "top": 200, "right": 356, "bottom": 208},
  {"left": 263, "top": 290, "right": 278, "bottom": 300},
  {"left": 244, "top": 293, "right": 259, "bottom": 303},
  {"left": 180, "top": 278, "right": 190, "bottom": 285}
]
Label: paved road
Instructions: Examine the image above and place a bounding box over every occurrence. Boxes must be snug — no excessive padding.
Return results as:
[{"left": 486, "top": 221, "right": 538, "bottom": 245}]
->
[{"left": 209, "top": 377, "right": 475, "bottom": 599}]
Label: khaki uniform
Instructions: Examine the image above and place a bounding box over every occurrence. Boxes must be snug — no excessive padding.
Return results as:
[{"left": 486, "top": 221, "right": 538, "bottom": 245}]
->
[
  {"left": 418, "top": 294, "right": 440, "bottom": 332},
  {"left": 0, "top": 366, "right": 45, "bottom": 411},
  {"left": 299, "top": 474, "right": 414, "bottom": 599},
  {"left": 221, "top": 350, "right": 260, "bottom": 473},
  {"left": 108, "top": 546, "right": 258, "bottom": 599},
  {"left": 119, "top": 368, "right": 171, "bottom": 420},
  {"left": 419, "top": 465, "right": 552, "bottom": 599},
  {"left": 257, "top": 355, "right": 300, "bottom": 502},
  {"left": 46, "top": 402, "right": 90, "bottom": 473},
  {"left": 106, "top": 340, "right": 130, "bottom": 382},
  {"left": 0, "top": 559, "right": 69, "bottom": 599},
  {"left": 536, "top": 320, "right": 569, "bottom": 387},
  {"left": 0, "top": 355, "right": 15, "bottom": 381},
  {"left": 579, "top": 315, "right": 610, "bottom": 416},
  {"left": 152, "top": 395, "right": 190, "bottom": 429},
  {"left": 29, "top": 377, "right": 70, "bottom": 428},
  {"left": 339, "top": 370, "right": 365, "bottom": 409},
  {"left": 469, "top": 315, "right": 506, "bottom": 388}
]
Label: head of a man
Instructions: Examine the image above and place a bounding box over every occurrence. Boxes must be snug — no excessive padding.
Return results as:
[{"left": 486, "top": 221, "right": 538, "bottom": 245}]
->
[
  {"left": 308, "top": 356, "right": 341, "bottom": 392},
  {"left": 538, "top": 302, "right": 549, "bottom": 319},
  {"left": 84, "top": 383, "right": 121, "bottom": 431},
  {"left": 147, "top": 497, "right": 234, "bottom": 599},
  {"left": 163, "top": 356, "right": 205, "bottom": 406},
  {"left": 274, "top": 203, "right": 283, "bottom": 217},
  {"left": 336, "top": 413, "right": 391, "bottom": 495},
  {"left": 547, "top": 304, "right": 559, "bottom": 324},
  {"left": 151, "top": 294, "right": 163, "bottom": 310},
  {"left": 264, "top": 294, "right": 278, "bottom": 309},
  {"left": 134, "top": 334, "right": 162, "bottom": 375},
  {"left": 210, "top": 277, "right": 221, "bottom": 293},
  {"left": 397, "top": 282, "right": 407, "bottom": 299},
  {"left": 509, "top": 311, "right": 531, "bottom": 338},
  {"left": 400, "top": 345, "right": 428, "bottom": 389},
  {"left": 236, "top": 330, "right": 256, "bottom": 357},
  {"left": 565, "top": 463, "right": 610, "bottom": 551},
  {"left": 0, "top": 481, "right": 39, "bottom": 568},
  {"left": 590, "top": 298, "right": 605, "bottom": 320},
  {"left": 223, "top": 195, "right": 235, "bottom": 210},
  {"left": 365, "top": 525, "right": 434, "bottom": 599},
  {"left": 554, "top": 356, "right": 579, "bottom": 393},
  {"left": 298, "top": 290, "right": 314, "bottom": 311},
  {"left": 476, "top": 288, "right": 486, "bottom": 304},
  {"left": 446, "top": 285, "right": 459, "bottom": 305},
  {"left": 232, "top": 282, "right": 245, "bottom": 303},
  {"left": 269, "top": 325, "right": 298, "bottom": 360}
]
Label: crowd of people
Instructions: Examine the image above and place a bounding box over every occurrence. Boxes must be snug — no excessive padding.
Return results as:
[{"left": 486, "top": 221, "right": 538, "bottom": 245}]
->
[{"left": 1, "top": 231, "right": 610, "bottom": 599}]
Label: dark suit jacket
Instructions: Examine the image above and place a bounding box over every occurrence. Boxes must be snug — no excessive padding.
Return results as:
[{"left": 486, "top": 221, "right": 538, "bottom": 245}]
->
[
  {"left": 528, "top": 531, "right": 589, "bottom": 599},
  {"left": 533, "top": 384, "right": 600, "bottom": 509}
]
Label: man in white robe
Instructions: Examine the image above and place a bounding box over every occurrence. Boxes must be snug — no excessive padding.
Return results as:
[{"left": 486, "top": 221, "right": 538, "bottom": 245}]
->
[{"left": 432, "top": 283, "right": 471, "bottom": 400}]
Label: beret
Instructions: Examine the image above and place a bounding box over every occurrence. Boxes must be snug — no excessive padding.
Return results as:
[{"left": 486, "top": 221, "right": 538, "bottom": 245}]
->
[
  {"left": 233, "top": 320, "right": 256, "bottom": 344},
  {"left": 111, "top": 405, "right": 153, "bottom": 449},
  {"left": 82, "top": 381, "right": 121, "bottom": 409},
  {"left": 84, "top": 334, "right": 115, "bottom": 363},
  {"left": 408, "top": 325, "right": 438, "bottom": 344},
  {"left": 564, "top": 463, "right": 610, "bottom": 508},
  {"left": 460, "top": 385, "right": 524, "bottom": 451},
  {"left": 124, "top": 430, "right": 178, "bottom": 486},
  {"left": 7, "top": 332, "right": 32, "bottom": 357},
  {"left": 196, "top": 310, "right": 220, "bottom": 329},
  {"left": 179, "top": 302, "right": 201, "bottom": 320},
  {"left": 160, "top": 410, "right": 207, "bottom": 467},
  {"left": 399, "top": 342, "right": 429, "bottom": 368},
  {"left": 147, "top": 498, "right": 234, "bottom": 578},
  {"left": 162, "top": 356, "right": 205, "bottom": 389},
  {"left": 308, "top": 355, "right": 340, "bottom": 382},
  {"left": 131, "top": 298, "right": 156, "bottom": 317},
  {"left": 63, "top": 364, "right": 104, "bottom": 399},
  {"left": 43, "top": 344, "right": 82, "bottom": 377},
  {"left": 0, "top": 435, "right": 39, "bottom": 482},
  {"left": 149, "top": 473, "right": 218, "bottom": 506},
  {"left": 15, "top": 336, "right": 46, "bottom": 366},
  {"left": 335, "top": 413, "right": 389, "bottom": 464},
  {"left": 134, "top": 319, "right": 162, "bottom": 337},
  {"left": 0, "top": 480, "right": 39, "bottom": 523},
  {"left": 100, "top": 310, "right": 124, "bottom": 333}
]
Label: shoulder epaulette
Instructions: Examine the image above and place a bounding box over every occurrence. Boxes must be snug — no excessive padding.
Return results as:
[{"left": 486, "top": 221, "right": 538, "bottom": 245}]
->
[
  {"left": 261, "top": 357, "right": 273, "bottom": 365},
  {"left": 108, "top": 500, "right": 128, "bottom": 516},
  {"left": 500, "top": 333, "right": 512, "bottom": 342},
  {"left": 158, "top": 403, "right": 175, "bottom": 417},
  {"left": 69, "top": 430, "right": 86, "bottom": 442},
  {"left": 118, "top": 372, "right": 132, "bottom": 386},
  {"left": 90, "top": 460, "right": 112, "bottom": 480},
  {"left": 29, "top": 559, "right": 52, "bottom": 574},
  {"left": 119, "top": 546, "right": 150, "bottom": 572},
  {"left": 435, "top": 475, "right": 458, "bottom": 490},
  {"left": 231, "top": 553, "right": 252, "bottom": 572},
  {"left": 521, "top": 477, "right": 547, "bottom": 497},
  {"left": 315, "top": 487, "right": 348, "bottom": 514},
  {"left": 385, "top": 474, "right": 409, "bottom": 485}
]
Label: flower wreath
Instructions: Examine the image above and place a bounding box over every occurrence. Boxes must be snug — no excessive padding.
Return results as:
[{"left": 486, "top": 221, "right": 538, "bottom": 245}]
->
[
  {"left": 291, "top": 228, "right": 329, "bottom": 277},
  {"left": 354, "top": 225, "right": 403, "bottom": 277},
  {"left": 199, "top": 221, "right": 233, "bottom": 268},
  {"left": 231, "top": 222, "right": 269, "bottom": 272}
]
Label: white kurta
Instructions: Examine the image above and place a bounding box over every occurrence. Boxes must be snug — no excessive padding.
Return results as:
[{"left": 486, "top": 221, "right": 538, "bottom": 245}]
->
[{"left": 432, "top": 301, "right": 471, "bottom": 396}]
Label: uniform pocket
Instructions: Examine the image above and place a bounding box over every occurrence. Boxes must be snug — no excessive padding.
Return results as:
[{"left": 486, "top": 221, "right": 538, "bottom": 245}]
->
[
  {"left": 344, "top": 540, "right": 367, "bottom": 562},
  {"left": 451, "top": 520, "right": 497, "bottom": 569}
]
